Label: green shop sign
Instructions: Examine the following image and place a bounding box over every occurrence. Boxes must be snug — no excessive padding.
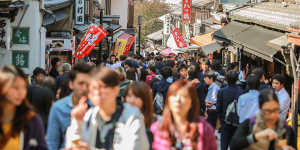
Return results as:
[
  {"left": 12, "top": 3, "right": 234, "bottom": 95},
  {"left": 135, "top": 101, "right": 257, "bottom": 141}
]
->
[
  {"left": 12, "top": 51, "right": 29, "bottom": 68},
  {"left": 12, "top": 28, "right": 29, "bottom": 44}
]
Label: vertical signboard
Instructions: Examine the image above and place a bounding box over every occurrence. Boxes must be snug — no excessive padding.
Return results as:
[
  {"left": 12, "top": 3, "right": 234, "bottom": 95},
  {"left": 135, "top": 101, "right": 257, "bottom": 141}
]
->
[
  {"left": 12, "top": 51, "right": 29, "bottom": 68},
  {"left": 163, "top": 14, "right": 171, "bottom": 35},
  {"left": 172, "top": 28, "right": 187, "bottom": 48},
  {"left": 75, "top": 0, "right": 85, "bottom": 24},
  {"left": 182, "top": 0, "right": 191, "bottom": 22},
  {"left": 12, "top": 28, "right": 29, "bottom": 44},
  {"left": 0, "top": 18, "right": 9, "bottom": 50}
]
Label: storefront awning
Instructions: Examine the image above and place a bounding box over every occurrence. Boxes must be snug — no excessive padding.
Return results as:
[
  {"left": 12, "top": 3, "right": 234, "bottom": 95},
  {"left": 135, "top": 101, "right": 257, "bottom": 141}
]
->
[
  {"left": 74, "top": 24, "right": 90, "bottom": 31},
  {"left": 43, "top": 10, "right": 69, "bottom": 26},
  {"left": 191, "top": 32, "right": 222, "bottom": 55},
  {"left": 213, "top": 21, "right": 284, "bottom": 62},
  {"left": 146, "top": 29, "right": 163, "bottom": 41},
  {"left": 44, "top": 0, "right": 71, "bottom": 11}
]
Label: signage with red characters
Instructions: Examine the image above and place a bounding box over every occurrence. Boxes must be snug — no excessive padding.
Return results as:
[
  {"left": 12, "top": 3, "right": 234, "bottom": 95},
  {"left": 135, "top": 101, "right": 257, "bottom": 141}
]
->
[
  {"left": 171, "top": 28, "right": 187, "bottom": 48},
  {"left": 75, "top": 25, "right": 108, "bottom": 60},
  {"left": 182, "top": 0, "right": 191, "bottom": 22}
]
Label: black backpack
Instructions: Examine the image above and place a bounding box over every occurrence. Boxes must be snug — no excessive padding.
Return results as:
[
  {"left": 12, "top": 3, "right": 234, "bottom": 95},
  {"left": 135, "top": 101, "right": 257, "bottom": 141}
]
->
[{"left": 224, "top": 91, "right": 240, "bottom": 127}]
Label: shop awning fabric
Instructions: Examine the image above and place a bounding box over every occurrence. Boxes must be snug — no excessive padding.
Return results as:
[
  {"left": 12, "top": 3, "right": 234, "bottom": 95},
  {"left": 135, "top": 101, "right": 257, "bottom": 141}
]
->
[
  {"left": 190, "top": 32, "right": 222, "bottom": 55},
  {"left": 43, "top": 10, "right": 69, "bottom": 26},
  {"left": 213, "top": 21, "right": 284, "bottom": 62}
]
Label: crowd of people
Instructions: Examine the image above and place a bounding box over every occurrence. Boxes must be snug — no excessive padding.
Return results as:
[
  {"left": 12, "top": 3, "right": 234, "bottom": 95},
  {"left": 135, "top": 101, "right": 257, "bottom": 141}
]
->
[{"left": 0, "top": 52, "right": 297, "bottom": 150}]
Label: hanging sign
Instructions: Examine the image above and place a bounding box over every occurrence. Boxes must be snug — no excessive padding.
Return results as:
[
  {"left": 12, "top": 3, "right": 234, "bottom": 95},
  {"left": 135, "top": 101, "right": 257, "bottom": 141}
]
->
[
  {"left": 12, "top": 51, "right": 29, "bottom": 68},
  {"left": 163, "top": 14, "right": 171, "bottom": 35},
  {"left": 124, "top": 36, "right": 135, "bottom": 56},
  {"left": 75, "top": 0, "right": 85, "bottom": 24},
  {"left": 182, "top": 0, "right": 191, "bottom": 22},
  {"left": 172, "top": 28, "right": 187, "bottom": 48},
  {"left": 75, "top": 25, "right": 108, "bottom": 60}
]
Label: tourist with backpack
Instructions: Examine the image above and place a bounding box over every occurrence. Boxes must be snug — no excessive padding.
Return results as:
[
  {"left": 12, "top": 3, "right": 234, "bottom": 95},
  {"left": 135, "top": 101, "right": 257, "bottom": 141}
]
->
[
  {"left": 216, "top": 70, "right": 244, "bottom": 150},
  {"left": 230, "top": 89, "right": 296, "bottom": 150}
]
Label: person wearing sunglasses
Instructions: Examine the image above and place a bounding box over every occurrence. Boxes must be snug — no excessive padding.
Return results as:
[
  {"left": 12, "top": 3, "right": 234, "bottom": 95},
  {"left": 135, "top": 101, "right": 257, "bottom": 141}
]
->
[{"left": 230, "top": 89, "right": 296, "bottom": 150}]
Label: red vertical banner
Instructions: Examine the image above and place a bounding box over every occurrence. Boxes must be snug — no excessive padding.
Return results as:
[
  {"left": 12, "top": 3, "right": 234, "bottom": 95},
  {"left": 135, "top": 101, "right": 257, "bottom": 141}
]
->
[
  {"left": 75, "top": 25, "right": 108, "bottom": 60},
  {"left": 172, "top": 28, "right": 187, "bottom": 48},
  {"left": 182, "top": 0, "right": 191, "bottom": 22},
  {"left": 124, "top": 36, "right": 135, "bottom": 56}
]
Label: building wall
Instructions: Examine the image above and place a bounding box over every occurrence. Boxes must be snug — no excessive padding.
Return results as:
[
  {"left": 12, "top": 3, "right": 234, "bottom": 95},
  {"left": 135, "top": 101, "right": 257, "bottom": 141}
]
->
[
  {"left": 111, "top": 0, "right": 128, "bottom": 29},
  {"left": 0, "top": 0, "right": 43, "bottom": 74}
]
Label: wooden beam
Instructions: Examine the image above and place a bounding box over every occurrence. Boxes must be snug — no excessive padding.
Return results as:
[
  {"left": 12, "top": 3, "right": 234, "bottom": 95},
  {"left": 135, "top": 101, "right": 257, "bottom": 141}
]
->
[
  {"left": 288, "top": 27, "right": 300, "bottom": 33},
  {"left": 288, "top": 34, "right": 300, "bottom": 46}
]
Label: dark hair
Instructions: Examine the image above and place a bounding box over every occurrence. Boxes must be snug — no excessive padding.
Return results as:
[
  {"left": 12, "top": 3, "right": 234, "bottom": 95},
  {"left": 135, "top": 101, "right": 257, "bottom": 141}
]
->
[
  {"left": 272, "top": 74, "right": 285, "bottom": 84},
  {"left": 148, "top": 63, "right": 156, "bottom": 73},
  {"left": 91, "top": 67, "right": 120, "bottom": 87},
  {"left": 229, "top": 62, "right": 239, "bottom": 70},
  {"left": 40, "top": 76, "right": 57, "bottom": 95},
  {"left": 252, "top": 68, "right": 265, "bottom": 80},
  {"left": 120, "top": 55, "right": 127, "bottom": 61},
  {"left": 125, "top": 81, "right": 153, "bottom": 128},
  {"left": 160, "top": 80, "right": 200, "bottom": 148},
  {"left": 126, "top": 68, "right": 136, "bottom": 81},
  {"left": 259, "top": 89, "right": 279, "bottom": 109},
  {"left": 0, "top": 65, "right": 32, "bottom": 148},
  {"left": 33, "top": 67, "right": 46, "bottom": 77},
  {"left": 69, "top": 62, "right": 93, "bottom": 81},
  {"left": 246, "top": 73, "right": 260, "bottom": 90},
  {"left": 204, "top": 70, "right": 216, "bottom": 81},
  {"left": 187, "top": 65, "right": 197, "bottom": 80},
  {"left": 226, "top": 70, "right": 238, "bottom": 85},
  {"left": 200, "top": 58, "right": 210, "bottom": 66},
  {"left": 164, "top": 60, "right": 175, "bottom": 68},
  {"left": 177, "top": 64, "right": 187, "bottom": 72},
  {"left": 155, "top": 56, "right": 163, "bottom": 62},
  {"left": 59, "top": 73, "right": 72, "bottom": 99},
  {"left": 160, "top": 66, "right": 172, "bottom": 79},
  {"left": 51, "top": 57, "right": 60, "bottom": 68}
]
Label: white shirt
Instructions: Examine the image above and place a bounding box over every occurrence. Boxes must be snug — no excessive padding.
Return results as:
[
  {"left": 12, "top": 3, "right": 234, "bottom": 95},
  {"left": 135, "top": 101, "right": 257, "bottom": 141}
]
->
[{"left": 276, "top": 88, "right": 291, "bottom": 120}]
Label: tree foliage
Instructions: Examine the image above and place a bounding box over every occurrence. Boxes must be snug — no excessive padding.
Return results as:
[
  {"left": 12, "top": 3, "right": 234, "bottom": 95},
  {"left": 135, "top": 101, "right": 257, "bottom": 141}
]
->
[{"left": 134, "top": 1, "right": 172, "bottom": 46}]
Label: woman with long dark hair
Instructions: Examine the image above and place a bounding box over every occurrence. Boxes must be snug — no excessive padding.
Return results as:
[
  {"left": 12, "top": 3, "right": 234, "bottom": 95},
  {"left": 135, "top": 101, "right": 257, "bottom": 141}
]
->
[
  {"left": 124, "top": 81, "right": 154, "bottom": 148},
  {"left": 151, "top": 80, "right": 217, "bottom": 150},
  {"left": 0, "top": 65, "right": 47, "bottom": 150}
]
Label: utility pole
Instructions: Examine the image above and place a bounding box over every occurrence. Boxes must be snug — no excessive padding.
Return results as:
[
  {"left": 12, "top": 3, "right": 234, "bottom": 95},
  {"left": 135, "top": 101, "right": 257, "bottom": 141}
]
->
[
  {"left": 138, "top": 16, "right": 142, "bottom": 55},
  {"left": 98, "top": 6, "right": 104, "bottom": 64}
]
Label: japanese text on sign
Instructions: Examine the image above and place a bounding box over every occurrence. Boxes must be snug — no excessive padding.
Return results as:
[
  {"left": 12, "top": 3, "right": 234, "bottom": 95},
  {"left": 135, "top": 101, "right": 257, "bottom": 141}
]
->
[
  {"left": 75, "top": 25, "right": 108, "bottom": 60},
  {"left": 172, "top": 28, "right": 187, "bottom": 48},
  {"left": 12, "top": 51, "right": 29, "bottom": 68},
  {"left": 163, "top": 14, "right": 171, "bottom": 35},
  {"left": 182, "top": 0, "right": 191, "bottom": 22},
  {"left": 75, "top": 0, "right": 85, "bottom": 24},
  {"left": 0, "top": 18, "right": 7, "bottom": 49}
]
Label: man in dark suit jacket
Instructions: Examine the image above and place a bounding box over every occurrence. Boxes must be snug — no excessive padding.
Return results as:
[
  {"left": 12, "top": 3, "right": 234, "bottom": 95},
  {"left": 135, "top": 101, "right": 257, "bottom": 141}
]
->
[{"left": 216, "top": 70, "right": 244, "bottom": 150}]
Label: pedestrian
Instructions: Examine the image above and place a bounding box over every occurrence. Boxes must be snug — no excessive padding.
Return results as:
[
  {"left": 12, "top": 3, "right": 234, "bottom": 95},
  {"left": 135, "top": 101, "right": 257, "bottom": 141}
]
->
[
  {"left": 198, "top": 58, "right": 210, "bottom": 82},
  {"left": 0, "top": 65, "right": 47, "bottom": 150},
  {"left": 28, "top": 76, "right": 55, "bottom": 130},
  {"left": 65, "top": 67, "right": 149, "bottom": 150},
  {"left": 238, "top": 73, "right": 260, "bottom": 123},
  {"left": 204, "top": 70, "right": 220, "bottom": 128},
  {"left": 31, "top": 67, "right": 47, "bottom": 86},
  {"left": 124, "top": 81, "right": 154, "bottom": 147},
  {"left": 146, "top": 63, "right": 157, "bottom": 85},
  {"left": 151, "top": 80, "right": 217, "bottom": 150},
  {"left": 252, "top": 68, "right": 271, "bottom": 90},
  {"left": 47, "top": 62, "right": 93, "bottom": 150},
  {"left": 176, "top": 64, "right": 188, "bottom": 80},
  {"left": 217, "top": 70, "right": 244, "bottom": 150},
  {"left": 49, "top": 57, "right": 61, "bottom": 79},
  {"left": 56, "top": 63, "right": 72, "bottom": 89},
  {"left": 272, "top": 74, "right": 291, "bottom": 120},
  {"left": 115, "top": 67, "right": 131, "bottom": 98},
  {"left": 230, "top": 89, "right": 296, "bottom": 150},
  {"left": 57, "top": 73, "right": 72, "bottom": 99}
]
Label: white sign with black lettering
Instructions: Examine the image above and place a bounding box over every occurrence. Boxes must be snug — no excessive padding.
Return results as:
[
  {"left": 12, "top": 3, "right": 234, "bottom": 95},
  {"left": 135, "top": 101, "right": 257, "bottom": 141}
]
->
[
  {"left": 0, "top": 18, "right": 10, "bottom": 51},
  {"left": 163, "top": 14, "right": 171, "bottom": 35},
  {"left": 75, "top": 0, "right": 85, "bottom": 25}
]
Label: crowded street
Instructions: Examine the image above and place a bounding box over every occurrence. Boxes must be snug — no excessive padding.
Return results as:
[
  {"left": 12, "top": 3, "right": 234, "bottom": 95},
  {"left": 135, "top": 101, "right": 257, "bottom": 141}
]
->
[{"left": 0, "top": 0, "right": 300, "bottom": 150}]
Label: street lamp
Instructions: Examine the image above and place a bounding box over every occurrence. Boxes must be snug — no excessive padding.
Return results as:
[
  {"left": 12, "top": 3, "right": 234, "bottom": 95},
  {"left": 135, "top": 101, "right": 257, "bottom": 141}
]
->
[
  {"left": 97, "top": 4, "right": 104, "bottom": 64},
  {"left": 138, "top": 16, "right": 142, "bottom": 55}
]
